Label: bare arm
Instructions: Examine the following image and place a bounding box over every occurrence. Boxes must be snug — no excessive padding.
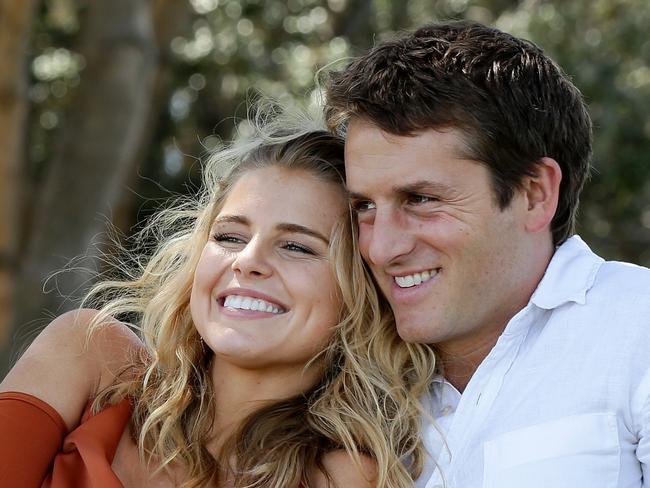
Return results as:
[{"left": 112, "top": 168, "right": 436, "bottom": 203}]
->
[
  {"left": 0, "top": 308, "right": 143, "bottom": 431},
  {"left": 310, "top": 450, "right": 377, "bottom": 488}
]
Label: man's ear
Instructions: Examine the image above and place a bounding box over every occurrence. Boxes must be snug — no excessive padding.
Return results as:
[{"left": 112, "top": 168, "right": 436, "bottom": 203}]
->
[{"left": 522, "top": 157, "right": 562, "bottom": 233}]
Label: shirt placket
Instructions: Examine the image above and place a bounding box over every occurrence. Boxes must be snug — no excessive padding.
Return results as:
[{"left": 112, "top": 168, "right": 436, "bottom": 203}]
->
[{"left": 425, "top": 305, "right": 539, "bottom": 488}]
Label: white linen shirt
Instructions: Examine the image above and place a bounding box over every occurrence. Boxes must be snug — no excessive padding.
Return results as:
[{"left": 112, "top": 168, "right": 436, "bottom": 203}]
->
[{"left": 417, "top": 235, "right": 650, "bottom": 488}]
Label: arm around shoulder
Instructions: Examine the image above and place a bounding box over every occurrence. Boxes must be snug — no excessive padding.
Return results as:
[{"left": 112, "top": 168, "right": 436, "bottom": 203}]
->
[
  {"left": 0, "top": 308, "right": 143, "bottom": 431},
  {"left": 310, "top": 450, "right": 377, "bottom": 488}
]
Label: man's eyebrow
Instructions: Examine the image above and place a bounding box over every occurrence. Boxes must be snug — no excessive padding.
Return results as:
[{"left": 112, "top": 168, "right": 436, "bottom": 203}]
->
[
  {"left": 276, "top": 223, "right": 329, "bottom": 245},
  {"left": 347, "top": 190, "right": 368, "bottom": 201},
  {"left": 346, "top": 180, "right": 455, "bottom": 200},
  {"left": 396, "top": 180, "right": 454, "bottom": 195}
]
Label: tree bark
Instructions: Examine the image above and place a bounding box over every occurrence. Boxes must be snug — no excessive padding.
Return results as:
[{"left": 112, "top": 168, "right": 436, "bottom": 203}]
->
[
  {"left": 0, "top": 0, "right": 38, "bottom": 355},
  {"left": 112, "top": 0, "right": 194, "bottom": 235},
  {"left": 3, "top": 0, "right": 161, "bottom": 376}
]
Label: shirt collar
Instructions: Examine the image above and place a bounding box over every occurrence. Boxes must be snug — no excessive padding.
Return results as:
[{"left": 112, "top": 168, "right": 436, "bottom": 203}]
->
[{"left": 530, "top": 235, "right": 604, "bottom": 310}]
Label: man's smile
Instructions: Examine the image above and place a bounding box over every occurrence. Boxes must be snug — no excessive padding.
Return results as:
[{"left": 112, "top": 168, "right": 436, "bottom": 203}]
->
[{"left": 393, "top": 268, "right": 440, "bottom": 288}]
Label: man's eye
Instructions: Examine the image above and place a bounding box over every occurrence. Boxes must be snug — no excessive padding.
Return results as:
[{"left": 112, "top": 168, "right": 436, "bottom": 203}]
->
[
  {"left": 351, "top": 200, "right": 376, "bottom": 212},
  {"left": 283, "top": 241, "right": 315, "bottom": 255},
  {"left": 406, "top": 194, "right": 437, "bottom": 205}
]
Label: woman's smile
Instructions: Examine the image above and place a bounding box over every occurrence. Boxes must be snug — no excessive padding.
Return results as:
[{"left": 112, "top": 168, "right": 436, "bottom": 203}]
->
[
  {"left": 219, "top": 287, "right": 288, "bottom": 317},
  {"left": 190, "top": 165, "right": 347, "bottom": 370}
]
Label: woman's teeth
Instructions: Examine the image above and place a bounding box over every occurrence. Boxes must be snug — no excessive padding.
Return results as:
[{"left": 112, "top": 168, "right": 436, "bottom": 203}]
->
[
  {"left": 223, "top": 295, "right": 283, "bottom": 314},
  {"left": 394, "top": 269, "right": 438, "bottom": 288}
]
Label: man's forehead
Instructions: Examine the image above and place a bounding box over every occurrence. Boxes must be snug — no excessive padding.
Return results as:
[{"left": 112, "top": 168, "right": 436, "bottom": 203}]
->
[
  {"left": 345, "top": 119, "right": 475, "bottom": 160},
  {"left": 345, "top": 119, "right": 416, "bottom": 152}
]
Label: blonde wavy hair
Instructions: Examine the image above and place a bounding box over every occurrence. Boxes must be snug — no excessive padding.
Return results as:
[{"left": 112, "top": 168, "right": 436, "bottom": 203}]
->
[{"left": 85, "top": 103, "right": 438, "bottom": 487}]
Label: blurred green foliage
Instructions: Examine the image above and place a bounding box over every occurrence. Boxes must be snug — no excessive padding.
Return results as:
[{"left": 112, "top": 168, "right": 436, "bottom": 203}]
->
[{"left": 29, "top": 0, "right": 650, "bottom": 264}]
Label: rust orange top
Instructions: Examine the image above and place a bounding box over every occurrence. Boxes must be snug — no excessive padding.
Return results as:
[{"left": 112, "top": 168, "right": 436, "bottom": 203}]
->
[{"left": 0, "top": 391, "right": 132, "bottom": 488}]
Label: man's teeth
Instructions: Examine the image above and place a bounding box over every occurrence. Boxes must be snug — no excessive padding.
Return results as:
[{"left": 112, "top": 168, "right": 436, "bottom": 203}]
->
[
  {"left": 394, "top": 269, "right": 438, "bottom": 288},
  {"left": 223, "top": 295, "right": 283, "bottom": 313}
]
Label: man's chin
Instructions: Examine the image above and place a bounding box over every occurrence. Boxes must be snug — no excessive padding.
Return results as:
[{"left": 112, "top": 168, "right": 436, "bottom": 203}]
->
[{"left": 394, "top": 319, "right": 436, "bottom": 344}]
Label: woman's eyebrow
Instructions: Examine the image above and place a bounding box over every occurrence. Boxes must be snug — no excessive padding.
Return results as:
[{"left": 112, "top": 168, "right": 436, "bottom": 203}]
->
[
  {"left": 276, "top": 223, "right": 329, "bottom": 245},
  {"left": 214, "top": 214, "right": 249, "bottom": 225},
  {"left": 214, "top": 216, "right": 329, "bottom": 244}
]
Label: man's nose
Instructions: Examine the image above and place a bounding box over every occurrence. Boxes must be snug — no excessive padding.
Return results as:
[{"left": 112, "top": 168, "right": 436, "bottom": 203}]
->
[
  {"left": 362, "top": 207, "right": 415, "bottom": 267},
  {"left": 231, "top": 238, "right": 273, "bottom": 278}
]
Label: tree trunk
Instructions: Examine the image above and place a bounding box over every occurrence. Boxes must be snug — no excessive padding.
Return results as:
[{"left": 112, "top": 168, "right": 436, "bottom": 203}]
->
[
  {"left": 112, "top": 0, "right": 194, "bottom": 235},
  {"left": 0, "top": 0, "right": 38, "bottom": 357},
  {"left": 3, "top": 0, "right": 160, "bottom": 376}
]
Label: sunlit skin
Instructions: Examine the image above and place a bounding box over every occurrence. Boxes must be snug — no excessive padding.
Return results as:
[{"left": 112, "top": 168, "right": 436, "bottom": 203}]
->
[
  {"left": 0, "top": 164, "right": 373, "bottom": 488},
  {"left": 190, "top": 166, "right": 346, "bottom": 431},
  {"left": 86, "top": 166, "right": 355, "bottom": 486},
  {"left": 345, "top": 119, "right": 559, "bottom": 391}
]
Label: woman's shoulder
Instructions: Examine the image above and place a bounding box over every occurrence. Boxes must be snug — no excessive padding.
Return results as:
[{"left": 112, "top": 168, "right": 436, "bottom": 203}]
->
[
  {"left": 0, "top": 308, "right": 144, "bottom": 431},
  {"left": 310, "top": 449, "right": 377, "bottom": 488}
]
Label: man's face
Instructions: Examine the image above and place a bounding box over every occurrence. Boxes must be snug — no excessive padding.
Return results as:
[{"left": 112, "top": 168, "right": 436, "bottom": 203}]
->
[{"left": 345, "top": 119, "right": 531, "bottom": 351}]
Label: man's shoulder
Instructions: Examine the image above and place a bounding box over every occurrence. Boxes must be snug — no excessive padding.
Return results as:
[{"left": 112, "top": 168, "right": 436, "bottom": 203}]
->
[
  {"left": 574, "top": 258, "right": 650, "bottom": 342},
  {"left": 534, "top": 236, "right": 649, "bottom": 311},
  {"left": 592, "top": 258, "right": 650, "bottom": 298},
  {"left": 558, "top": 235, "right": 650, "bottom": 300},
  {"left": 548, "top": 241, "right": 650, "bottom": 335}
]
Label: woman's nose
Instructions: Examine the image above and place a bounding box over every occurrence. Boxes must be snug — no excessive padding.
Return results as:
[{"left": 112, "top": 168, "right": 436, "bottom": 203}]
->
[{"left": 230, "top": 237, "right": 273, "bottom": 278}]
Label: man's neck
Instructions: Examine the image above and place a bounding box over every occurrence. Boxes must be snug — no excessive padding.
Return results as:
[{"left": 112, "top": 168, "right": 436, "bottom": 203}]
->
[
  {"left": 437, "top": 238, "right": 556, "bottom": 393},
  {"left": 435, "top": 319, "right": 508, "bottom": 393}
]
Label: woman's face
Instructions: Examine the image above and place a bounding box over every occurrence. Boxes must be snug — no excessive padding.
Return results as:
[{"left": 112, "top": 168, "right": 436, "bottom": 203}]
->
[{"left": 190, "top": 166, "right": 346, "bottom": 371}]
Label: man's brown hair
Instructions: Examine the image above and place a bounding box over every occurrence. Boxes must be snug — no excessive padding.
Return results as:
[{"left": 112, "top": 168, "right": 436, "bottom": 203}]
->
[{"left": 325, "top": 20, "right": 592, "bottom": 245}]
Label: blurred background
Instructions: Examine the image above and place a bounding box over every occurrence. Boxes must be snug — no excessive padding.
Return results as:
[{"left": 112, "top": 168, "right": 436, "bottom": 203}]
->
[{"left": 1, "top": 0, "right": 649, "bottom": 377}]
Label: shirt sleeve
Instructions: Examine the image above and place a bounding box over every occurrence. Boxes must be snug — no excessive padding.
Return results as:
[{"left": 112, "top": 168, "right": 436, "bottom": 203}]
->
[{"left": 0, "top": 391, "right": 67, "bottom": 487}]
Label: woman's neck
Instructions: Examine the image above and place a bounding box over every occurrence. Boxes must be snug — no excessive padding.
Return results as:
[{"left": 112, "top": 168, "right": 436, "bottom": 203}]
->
[{"left": 208, "top": 357, "right": 322, "bottom": 450}]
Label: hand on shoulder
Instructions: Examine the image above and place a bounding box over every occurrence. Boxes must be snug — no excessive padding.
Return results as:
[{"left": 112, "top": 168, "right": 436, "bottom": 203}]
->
[
  {"left": 0, "top": 308, "right": 143, "bottom": 430},
  {"left": 310, "top": 449, "right": 377, "bottom": 488}
]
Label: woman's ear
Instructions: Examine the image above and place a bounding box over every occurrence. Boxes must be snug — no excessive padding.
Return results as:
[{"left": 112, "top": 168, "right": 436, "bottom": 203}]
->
[{"left": 522, "top": 157, "right": 562, "bottom": 234}]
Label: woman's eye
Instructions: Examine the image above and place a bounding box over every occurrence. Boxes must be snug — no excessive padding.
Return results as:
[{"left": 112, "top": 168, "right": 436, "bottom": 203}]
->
[
  {"left": 213, "top": 233, "right": 245, "bottom": 245},
  {"left": 283, "top": 241, "right": 316, "bottom": 255}
]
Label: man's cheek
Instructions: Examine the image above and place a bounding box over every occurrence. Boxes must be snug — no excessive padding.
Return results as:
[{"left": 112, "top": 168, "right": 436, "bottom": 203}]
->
[{"left": 357, "top": 222, "right": 373, "bottom": 261}]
